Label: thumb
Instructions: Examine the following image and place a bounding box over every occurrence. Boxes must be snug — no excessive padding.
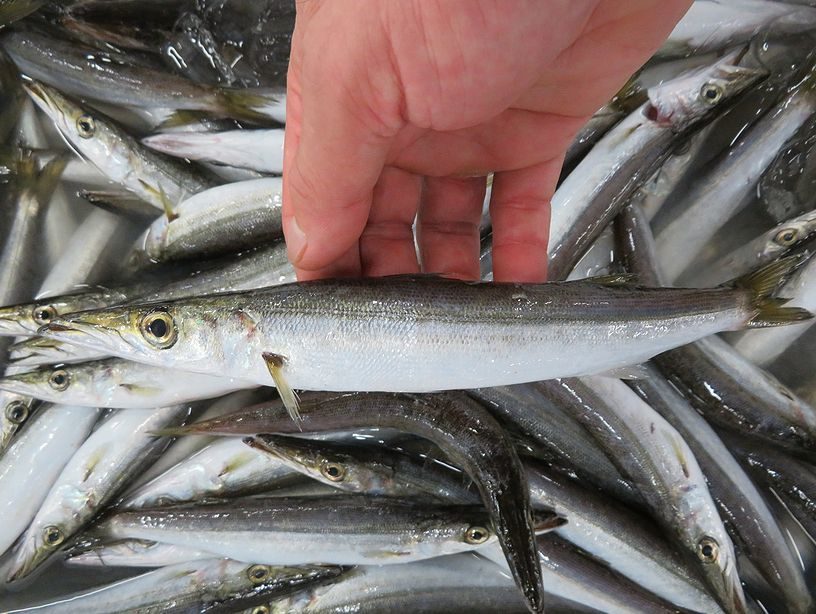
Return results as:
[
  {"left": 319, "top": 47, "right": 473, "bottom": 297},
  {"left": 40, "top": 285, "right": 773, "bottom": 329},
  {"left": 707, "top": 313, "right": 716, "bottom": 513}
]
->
[{"left": 282, "top": 7, "right": 403, "bottom": 275}]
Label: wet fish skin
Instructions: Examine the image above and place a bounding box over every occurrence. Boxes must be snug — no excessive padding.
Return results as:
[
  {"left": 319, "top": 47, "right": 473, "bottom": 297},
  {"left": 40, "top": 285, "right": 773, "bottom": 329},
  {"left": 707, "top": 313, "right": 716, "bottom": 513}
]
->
[
  {"left": 0, "top": 404, "right": 99, "bottom": 558},
  {"left": 725, "top": 433, "right": 816, "bottom": 544},
  {"left": 247, "top": 434, "right": 480, "bottom": 503},
  {"left": 548, "top": 50, "right": 765, "bottom": 280},
  {"left": 120, "top": 436, "right": 301, "bottom": 509},
  {"left": 536, "top": 377, "right": 746, "bottom": 614},
  {"left": 619, "top": 200, "right": 816, "bottom": 456},
  {"left": 142, "top": 128, "right": 285, "bottom": 174},
  {"left": 627, "top": 365, "right": 813, "bottom": 613},
  {"left": 525, "top": 461, "right": 721, "bottom": 613},
  {"left": 1, "top": 28, "right": 281, "bottom": 121},
  {"left": 482, "top": 534, "right": 687, "bottom": 614},
  {"left": 468, "top": 385, "right": 642, "bottom": 508},
  {"left": 7, "top": 558, "right": 346, "bottom": 614},
  {"left": 23, "top": 80, "right": 215, "bottom": 212},
  {"left": 696, "top": 208, "right": 816, "bottom": 287},
  {"left": 65, "top": 539, "right": 217, "bottom": 568},
  {"left": 0, "top": 357, "right": 254, "bottom": 409},
  {"left": 160, "top": 391, "right": 547, "bottom": 614},
  {"left": 265, "top": 554, "right": 532, "bottom": 614},
  {"left": 7, "top": 404, "right": 191, "bottom": 582},
  {"left": 136, "top": 177, "right": 283, "bottom": 264},
  {"left": 96, "top": 495, "right": 561, "bottom": 571},
  {"left": 40, "top": 272, "right": 810, "bottom": 395}
]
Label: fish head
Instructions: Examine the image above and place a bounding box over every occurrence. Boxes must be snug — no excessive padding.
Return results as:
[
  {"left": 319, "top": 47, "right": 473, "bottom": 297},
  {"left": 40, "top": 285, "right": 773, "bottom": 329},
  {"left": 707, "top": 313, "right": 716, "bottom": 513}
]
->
[
  {"left": 7, "top": 519, "right": 70, "bottom": 583},
  {"left": 9, "top": 336, "right": 82, "bottom": 367},
  {"left": 0, "top": 391, "right": 35, "bottom": 452},
  {"left": 41, "top": 300, "right": 217, "bottom": 370},
  {"left": 646, "top": 49, "right": 767, "bottom": 132},
  {"left": 22, "top": 80, "right": 124, "bottom": 164},
  {"left": 248, "top": 434, "right": 374, "bottom": 492},
  {"left": 0, "top": 297, "right": 74, "bottom": 337},
  {"left": 695, "top": 534, "right": 747, "bottom": 614},
  {"left": 0, "top": 362, "right": 96, "bottom": 403}
]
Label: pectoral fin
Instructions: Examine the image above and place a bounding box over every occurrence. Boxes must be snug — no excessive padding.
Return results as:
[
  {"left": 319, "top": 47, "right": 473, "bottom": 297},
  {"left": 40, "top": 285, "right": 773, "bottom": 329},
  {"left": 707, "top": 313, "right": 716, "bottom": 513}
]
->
[{"left": 262, "top": 352, "right": 301, "bottom": 426}]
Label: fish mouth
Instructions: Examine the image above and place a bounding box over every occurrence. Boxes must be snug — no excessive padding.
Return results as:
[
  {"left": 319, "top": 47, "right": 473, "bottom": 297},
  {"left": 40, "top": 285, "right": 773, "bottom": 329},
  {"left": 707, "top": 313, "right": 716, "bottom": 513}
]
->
[
  {"left": 21, "top": 80, "right": 61, "bottom": 120},
  {"left": 0, "top": 375, "right": 35, "bottom": 397},
  {"left": 6, "top": 539, "right": 47, "bottom": 584},
  {"left": 40, "top": 319, "right": 122, "bottom": 356},
  {"left": 0, "top": 307, "right": 30, "bottom": 337}
]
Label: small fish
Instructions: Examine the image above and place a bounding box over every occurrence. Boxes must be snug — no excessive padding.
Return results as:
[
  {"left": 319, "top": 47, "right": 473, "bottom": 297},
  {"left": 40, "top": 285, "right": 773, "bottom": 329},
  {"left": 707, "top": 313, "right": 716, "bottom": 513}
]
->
[
  {"left": 23, "top": 80, "right": 215, "bottom": 213},
  {"left": 0, "top": 404, "right": 99, "bottom": 558},
  {"left": 7, "top": 405, "right": 190, "bottom": 582},
  {"left": 40, "top": 268, "right": 810, "bottom": 403},
  {"left": 0, "top": 358, "right": 254, "bottom": 409},
  {"left": 8, "top": 558, "right": 346, "bottom": 614},
  {"left": 96, "top": 495, "right": 563, "bottom": 568},
  {"left": 0, "top": 389, "right": 37, "bottom": 453},
  {"left": 158, "top": 391, "right": 548, "bottom": 614}
]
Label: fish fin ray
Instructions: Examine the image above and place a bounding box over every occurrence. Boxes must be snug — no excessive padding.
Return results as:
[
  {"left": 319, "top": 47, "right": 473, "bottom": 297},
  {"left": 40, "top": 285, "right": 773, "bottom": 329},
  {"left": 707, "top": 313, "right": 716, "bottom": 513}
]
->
[{"left": 262, "top": 352, "right": 302, "bottom": 428}]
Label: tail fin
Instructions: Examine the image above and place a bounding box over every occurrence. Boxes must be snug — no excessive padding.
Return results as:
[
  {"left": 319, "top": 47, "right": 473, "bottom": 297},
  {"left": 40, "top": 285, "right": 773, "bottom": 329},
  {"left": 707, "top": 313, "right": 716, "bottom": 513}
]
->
[
  {"left": 218, "top": 88, "right": 279, "bottom": 124},
  {"left": 728, "top": 256, "right": 814, "bottom": 327}
]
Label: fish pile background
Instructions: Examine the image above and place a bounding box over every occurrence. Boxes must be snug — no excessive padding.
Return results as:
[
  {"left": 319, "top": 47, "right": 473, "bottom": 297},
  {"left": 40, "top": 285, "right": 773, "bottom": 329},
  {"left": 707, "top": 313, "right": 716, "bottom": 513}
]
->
[{"left": 1, "top": 0, "right": 816, "bottom": 613}]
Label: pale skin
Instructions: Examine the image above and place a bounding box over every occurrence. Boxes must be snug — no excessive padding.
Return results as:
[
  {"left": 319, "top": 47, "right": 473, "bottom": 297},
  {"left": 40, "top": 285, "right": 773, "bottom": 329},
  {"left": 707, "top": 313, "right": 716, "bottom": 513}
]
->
[{"left": 282, "top": 0, "right": 692, "bottom": 282}]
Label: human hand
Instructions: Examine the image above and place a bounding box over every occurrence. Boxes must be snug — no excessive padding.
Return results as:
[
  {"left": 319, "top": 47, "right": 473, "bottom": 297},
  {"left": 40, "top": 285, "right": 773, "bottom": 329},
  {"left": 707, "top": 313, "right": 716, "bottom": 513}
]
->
[{"left": 282, "top": 0, "right": 691, "bottom": 282}]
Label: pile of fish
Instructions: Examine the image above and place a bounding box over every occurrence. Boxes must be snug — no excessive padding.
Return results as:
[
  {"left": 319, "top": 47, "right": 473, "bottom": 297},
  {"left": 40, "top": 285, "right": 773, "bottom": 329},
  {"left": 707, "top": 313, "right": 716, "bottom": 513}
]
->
[{"left": 1, "top": 0, "right": 816, "bottom": 612}]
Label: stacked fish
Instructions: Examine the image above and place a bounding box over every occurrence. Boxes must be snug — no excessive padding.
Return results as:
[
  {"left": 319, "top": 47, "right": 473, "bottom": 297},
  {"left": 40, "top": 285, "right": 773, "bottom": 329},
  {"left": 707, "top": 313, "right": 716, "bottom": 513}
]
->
[{"left": 0, "top": 1, "right": 816, "bottom": 613}]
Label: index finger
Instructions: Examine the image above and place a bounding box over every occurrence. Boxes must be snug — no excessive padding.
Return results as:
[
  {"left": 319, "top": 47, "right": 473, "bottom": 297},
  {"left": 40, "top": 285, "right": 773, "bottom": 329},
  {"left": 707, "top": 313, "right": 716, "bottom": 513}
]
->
[{"left": 282, "top": 7, "right": 404, "bottom": 278}]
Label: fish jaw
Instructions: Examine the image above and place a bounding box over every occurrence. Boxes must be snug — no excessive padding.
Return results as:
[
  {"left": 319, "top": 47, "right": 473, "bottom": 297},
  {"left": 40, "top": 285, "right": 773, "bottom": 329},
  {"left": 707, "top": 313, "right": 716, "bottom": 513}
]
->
[
  {"left": 0, "top": 305, "right": 34, "bottom": 337},
  {"left": 42, "top": 316, "right": 136, "bottom": 358},
  {"left": 0, "top": 371, "right": 40, "bottom": 398}
]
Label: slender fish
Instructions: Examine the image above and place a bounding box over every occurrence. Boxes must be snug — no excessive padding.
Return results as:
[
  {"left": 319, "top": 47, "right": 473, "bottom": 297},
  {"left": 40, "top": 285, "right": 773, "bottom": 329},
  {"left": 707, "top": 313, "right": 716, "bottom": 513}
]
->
[
  {"left": 7, "top": 405, "right": 191, "bottom": 581},
  {"left": 160, "top": 392, "right": 548, "bottom": 614},
  {"left": 97, "top": 495, "right": 562, "bottom": 568},
  {"left": 7, "top": 559, "right": 345, "bottom": 614}
]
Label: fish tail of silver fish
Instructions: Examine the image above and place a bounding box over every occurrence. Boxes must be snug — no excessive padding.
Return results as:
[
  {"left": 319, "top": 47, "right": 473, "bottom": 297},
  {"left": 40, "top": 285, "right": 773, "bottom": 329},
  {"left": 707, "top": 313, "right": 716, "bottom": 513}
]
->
[{"left": 730, "top": 255, "right": 814, "bottom": 327}]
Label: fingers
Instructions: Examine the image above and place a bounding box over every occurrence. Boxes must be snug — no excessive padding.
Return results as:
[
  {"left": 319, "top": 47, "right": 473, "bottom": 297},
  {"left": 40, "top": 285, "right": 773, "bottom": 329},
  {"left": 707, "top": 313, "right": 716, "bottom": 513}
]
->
[
  {"left": 390, "top": 109, "right": 586, "bottom": 178},
  {"left": 417, "top": 176, "right": 487, "bottom": 280},
  {"left": 282, "top": 4, "right": 404, "bottom": 278},
  {"left": 489, "top": 159, "right": 563, "bottom": 283},
  {"left": 295, "top": 244, "right": 362, "bottom": 281},
  {"left": 360, "top": 167, "right": 422, "bottom": 277}
]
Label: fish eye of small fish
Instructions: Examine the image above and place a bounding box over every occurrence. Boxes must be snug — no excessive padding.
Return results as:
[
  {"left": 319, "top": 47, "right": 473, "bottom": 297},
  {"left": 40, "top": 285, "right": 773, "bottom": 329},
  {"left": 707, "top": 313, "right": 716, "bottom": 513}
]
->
[
  {"left": 699, "top": 82, "right": 724, "bottom": 105},
  {"left": 4, "top": 401, "right": 29, "bottom": 424},
  {"left": 246, "top": 563, "right": 272, "bottom": 584},
  {"left": 75, "top": 114, "right": 96, "bottom": 139},
  {"left": 139, "top": 310, "right": 178, "bottom": 349},
  {"left": 32, "top": 305, "right": 56, "bottom": 326},
  {"left": 774, "top": 228, "right": 799, "bottom": 246},
  {"left": 48, "top": 369, "right": 71, "bottom": 391},
  {"left": 320, "top": 460, "right": 347, "bottom": 482},
  {"left": 697, "top": 536, "right": 720, "bottom": 564},
  {"left": 464, "top": 525, "right": 491, "bottom": 545}
]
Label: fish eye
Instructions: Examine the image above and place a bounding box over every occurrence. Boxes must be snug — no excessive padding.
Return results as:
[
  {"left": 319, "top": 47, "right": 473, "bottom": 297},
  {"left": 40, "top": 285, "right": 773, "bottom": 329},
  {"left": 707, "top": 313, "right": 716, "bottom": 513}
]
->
[
  {"left": 48, "top": 369, "right": 71, "bottom": 391},
  {"left": 76, "top": 114, "right": 96, "bottom": 138},
  {"left": 43, "top": 525, "right": 65, "bottom": 547},
  {"left": 251, "top": 607, "right": 270, "bottom": 614},
  {"left": 320, "top": 460, "right": 347, "bottom": 482},
  {"left": 774, "top": 228, "right": 799, "bottom": 246},
  {"left": 5, "top": 401, "right": 29, "bottom": 424},
  {"left": 247, "top": 564, "right": 271, "bottom": 584},
  {"left": 32, "top": 305, "right": 57, "bottom": 326},
  {"left": 464, "top": 525, "right": 490, "bottom": 545},
  {"left": 700, "top": 83, "right": 724, "bottom": 105},
  {"left": 139, "top": 310, "right": 177, "bottom": 349},
  {"left": 697, "top": 536, "right": 719, "bottom": 563}
]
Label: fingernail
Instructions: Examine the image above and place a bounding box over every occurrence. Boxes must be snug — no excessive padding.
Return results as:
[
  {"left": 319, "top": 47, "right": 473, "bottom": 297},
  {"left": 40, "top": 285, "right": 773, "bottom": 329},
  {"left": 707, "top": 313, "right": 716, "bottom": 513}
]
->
[{"left": 285, "top": 215, "right": 308, "bottom": 265}]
